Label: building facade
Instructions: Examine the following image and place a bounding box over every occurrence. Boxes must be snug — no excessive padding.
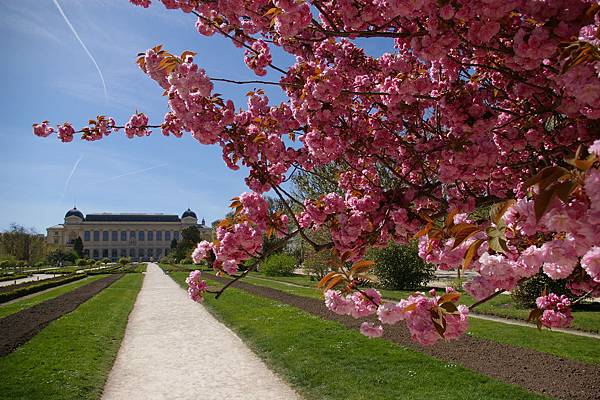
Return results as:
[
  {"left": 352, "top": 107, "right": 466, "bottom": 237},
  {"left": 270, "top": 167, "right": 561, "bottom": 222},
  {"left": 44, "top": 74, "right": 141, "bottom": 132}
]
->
[{"left": 46, "top": 208, "right": 210, "bottom": 261}]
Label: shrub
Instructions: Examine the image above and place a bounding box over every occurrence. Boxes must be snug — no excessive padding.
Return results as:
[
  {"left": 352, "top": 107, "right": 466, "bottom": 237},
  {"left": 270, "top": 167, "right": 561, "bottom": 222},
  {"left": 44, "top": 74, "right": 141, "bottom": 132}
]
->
[
  {"left": 101, "top": 257, "right": 111, "bottom": 265},
  {"left": 511, "top": 273, "right": 574, "bottom": 309},
  {"left": 260, "top": 253, "right": 296, "bottom": 276},
  {"left": 369, "top": 242, "right": 435, "bottom": 290},
  {"left": 119, "top": 257, "right": 131, "bottom": 267},
  {"left": 76, "top": 258, "right": 88, "bottom": 267},
  {"left": 179, "top": 257, "right": 193, "bottom": 265},
  {"left": 34, "top": 261, "right": 45, "bottom": 269}
]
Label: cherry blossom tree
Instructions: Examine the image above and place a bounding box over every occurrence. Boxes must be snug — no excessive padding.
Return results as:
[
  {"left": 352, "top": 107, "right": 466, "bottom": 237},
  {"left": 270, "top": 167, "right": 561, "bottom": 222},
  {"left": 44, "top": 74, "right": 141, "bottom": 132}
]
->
[{"left": 35, "top": 0, "right": 600, "bottom": 345}]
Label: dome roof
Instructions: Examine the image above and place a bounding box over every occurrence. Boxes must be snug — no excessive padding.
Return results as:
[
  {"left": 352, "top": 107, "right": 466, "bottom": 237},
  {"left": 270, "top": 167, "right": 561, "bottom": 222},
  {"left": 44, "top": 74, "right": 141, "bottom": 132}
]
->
[
  {"left": 182, "top": 208, "right": 197, "bottom": 219},
  {"left": 65, "top": 207, "right": 84, "bottom": 219}
]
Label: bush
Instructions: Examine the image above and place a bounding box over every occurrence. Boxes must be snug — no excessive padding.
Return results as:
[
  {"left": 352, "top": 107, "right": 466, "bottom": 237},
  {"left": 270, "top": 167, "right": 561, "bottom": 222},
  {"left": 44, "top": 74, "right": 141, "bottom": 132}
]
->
[
  {"left": 179, "top": 257, "right": 193, "bottom": 265},
  {"left": 101, "top": 257, "right": 111, "bottom": 265},
  {"left": 369, "top": 242, "right": 435, "bottom": 290},
  {"left": 119, "top": 257, "right": 131, "bottom": 266},
  {"left": 34, "top": 261, "right": 45, "bottom": 269},
  {"left": 260, "top": 253, "right": 296, "bottom": 276},
  {"left": 76, "top": 259, "right": 88, "bottom": 267},
  {"left": 511, "top": 273, "right": 574, "bottom": 308}
]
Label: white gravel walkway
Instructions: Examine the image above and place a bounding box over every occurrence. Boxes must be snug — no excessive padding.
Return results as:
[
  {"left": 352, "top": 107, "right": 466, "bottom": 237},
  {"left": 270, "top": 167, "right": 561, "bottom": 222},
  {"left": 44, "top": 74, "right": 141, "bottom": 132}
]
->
[{"left": 102, "top": 263, "right": 301, "bottom": 400}]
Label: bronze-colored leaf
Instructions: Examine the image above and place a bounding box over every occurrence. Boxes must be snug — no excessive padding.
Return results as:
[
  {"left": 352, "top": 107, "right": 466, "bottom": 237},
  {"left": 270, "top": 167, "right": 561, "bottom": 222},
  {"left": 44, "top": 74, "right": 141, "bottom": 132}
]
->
[
  {"left": 462, "top": 239, "right": 484, "bottom": 270},
  {"left": 534, "top": 187, "right": 556, "bottom": 221},
  {"left": 350, "top": 260, "right": 375, "bottom": 275},
  {"left": 317, "top": 271, "right": 338, "bottom": 288},
  {"left": 440, "top": 302, "right": 459, "bottom": 314},
  {"left": 413, "top": 222, "right": 433, "bottom": 239},
  {"left": 489, "top": 199, "right": 516, "bottom": 225},
  {"left": 438, "top": 292, "right": 461, "bottom": 305},
  {"left": 324, "top": 275, "right": 344, "bottom": 291},
  {"left": 450, "top": 224, "right": 481, "bottom": 249},
  {"left": 527, "top": 308, "right": 543, "bottom": 322}
]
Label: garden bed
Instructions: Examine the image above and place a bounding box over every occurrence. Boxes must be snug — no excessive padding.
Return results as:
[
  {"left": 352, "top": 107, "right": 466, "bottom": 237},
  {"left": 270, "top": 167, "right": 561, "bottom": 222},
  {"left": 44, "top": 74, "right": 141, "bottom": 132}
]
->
[
  {"left": 0, "top": 274, "right": 86, "bottom": 303},
  {"left": 204, "top": 273, "right": 600, "bottom": 400},
  {"left": 0, "top": 274, "right": 123, "bottom": 357}
]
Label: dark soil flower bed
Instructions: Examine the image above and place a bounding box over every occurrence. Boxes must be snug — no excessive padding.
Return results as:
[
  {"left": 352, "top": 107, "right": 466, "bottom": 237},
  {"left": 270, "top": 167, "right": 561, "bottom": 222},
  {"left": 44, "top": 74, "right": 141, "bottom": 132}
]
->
[
  {"left": 208, "top": 274, "right": 600, "bottom": 400},
  {"left": 0, "top": 274, "right": 123, "bottom": 357}
]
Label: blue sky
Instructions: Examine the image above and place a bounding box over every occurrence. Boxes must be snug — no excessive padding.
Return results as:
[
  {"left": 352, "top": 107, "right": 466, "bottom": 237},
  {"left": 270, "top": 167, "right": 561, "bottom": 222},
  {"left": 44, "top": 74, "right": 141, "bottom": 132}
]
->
[
  {"left": 0, "top": 0, "right": 393, "bottom": 234},
  {"left": 0, "top": 0, "right": 295, "bottom": 233}
]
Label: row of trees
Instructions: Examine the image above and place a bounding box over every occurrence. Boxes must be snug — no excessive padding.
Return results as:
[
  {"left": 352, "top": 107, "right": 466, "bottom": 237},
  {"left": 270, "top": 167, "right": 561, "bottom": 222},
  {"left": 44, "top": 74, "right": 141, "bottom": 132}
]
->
[{"left": 0, "top": 224, "right": 46, "bottom": 264}]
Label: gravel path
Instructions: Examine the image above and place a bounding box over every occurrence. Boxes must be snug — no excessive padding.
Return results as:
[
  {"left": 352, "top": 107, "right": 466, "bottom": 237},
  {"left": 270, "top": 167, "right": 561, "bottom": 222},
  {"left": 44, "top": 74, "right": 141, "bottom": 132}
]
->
[{"left": 102, "top": 263, "right": 301, "bottom": 400}]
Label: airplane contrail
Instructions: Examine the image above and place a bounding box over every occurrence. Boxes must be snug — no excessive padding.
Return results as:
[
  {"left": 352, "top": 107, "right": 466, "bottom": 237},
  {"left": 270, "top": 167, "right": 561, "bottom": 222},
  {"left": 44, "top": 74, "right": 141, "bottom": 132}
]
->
[
  {"left": 92, "top": 163, "right": 168, "bottom": 184},
  {"left": 52, "top": 0, "right": 108, "bottom": 101},
  {"left": 62, "top": 154, "right": 84, "bottom": 199}
]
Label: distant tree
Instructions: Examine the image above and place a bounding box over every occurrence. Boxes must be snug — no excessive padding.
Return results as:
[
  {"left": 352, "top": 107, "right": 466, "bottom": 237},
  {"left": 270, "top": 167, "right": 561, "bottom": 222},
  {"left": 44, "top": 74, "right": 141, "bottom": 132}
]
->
[
  {"left": 73, "top": 237, "right": 84, "bottom": 258},
  {"left": 47, "top": 249, "right": 77, "bottom": 266},
  {"left": 173, "top": 226, "right": 202, "bottom": 261},
  {"left": 0, "top": 224, "right": 46, "bottom": 263},
  {"left": 170, "top": 238, "right": 178, "bottom": 250}
]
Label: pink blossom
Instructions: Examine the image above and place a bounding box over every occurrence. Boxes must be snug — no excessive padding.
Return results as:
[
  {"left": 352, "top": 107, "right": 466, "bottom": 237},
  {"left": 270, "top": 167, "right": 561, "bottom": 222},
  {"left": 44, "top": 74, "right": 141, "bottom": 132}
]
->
[
  {"left": 324, "top": 290, "right": 354, "bottom": 315},
  {"left": 360, "top": 322, "right": 384, "bottom": 338},
  {"left": 33, "top": 121, "right": 54, "bottom": 137},
  {"left": 192, "top": 241, "right": 212, "bottom": 264},
  {"left": 581, "top": 247, "right": 600, "bottom": 282},
  {"left": 186, "top": 269, "right": 208, "bottom": 303}
]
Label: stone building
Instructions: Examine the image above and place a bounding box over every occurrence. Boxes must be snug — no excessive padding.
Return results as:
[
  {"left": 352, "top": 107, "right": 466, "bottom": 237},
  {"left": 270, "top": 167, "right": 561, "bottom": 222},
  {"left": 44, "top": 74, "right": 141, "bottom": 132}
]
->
[{"left": 46, "top": 207, "right": 211, "bottom": 261}]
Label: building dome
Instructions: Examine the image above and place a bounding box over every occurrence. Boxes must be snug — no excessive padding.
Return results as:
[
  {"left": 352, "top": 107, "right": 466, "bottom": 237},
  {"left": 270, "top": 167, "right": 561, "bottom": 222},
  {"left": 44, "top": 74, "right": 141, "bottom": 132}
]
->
[
  {"left": 181, "top": 208, "right": 197, "bottom": 219},
  {"left": 65, "top": 207, "right": 84, "bottom": 220}
]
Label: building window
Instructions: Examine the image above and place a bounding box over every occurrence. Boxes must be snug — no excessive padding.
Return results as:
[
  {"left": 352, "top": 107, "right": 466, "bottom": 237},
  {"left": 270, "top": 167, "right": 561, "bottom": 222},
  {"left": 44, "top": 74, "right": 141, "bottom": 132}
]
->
[
  {"left": 156, "top": 231, "right": 162, "bottom": 241},
  {"left": 174, "top": 231, "right": 180, "bottom": 240},
  {"left": 112, "top": 231, "right": 118, "bottom": 241},
  {"left": 130, "top": 231, "right": 136, "bottom": 239},
  {"left": 93, "top": 231, "right": 100, "bottom": 241},
  {"left": 111, "top": 249, "right": 117, "bottom": 259},
  {"left": 93, "top": 249, "right": 99, "bottom": 259},
  {"left": 139, "top": 248, "right": 145, "bottom": 258},
  {"left": 102, "top": 249, "right": 108, "bottom": 258},
  {"left": 53, "top": 238, "right": 59, "bottom": 244},
  {"left": 129, "top": 248, "right": 136, "bottom": 258},
  {"left": 156, "top": 249, "right": 162, "bottom": 257},
  {"left": 121, "top": 231, "right": 126, "bottom": 241},
  {"left": 84, "top": 249, "right": 90, "bottom": 257},
  {"left": 103, "top": 231, "right": 109, "bottom": 241},
  {"left": 84, "top": 231, "right": 90, "bottom": 241},
  {"left": 165, "top": 231, "right": 171, "bottom": 241},
  {"left": 148, "top": 231, "right": 153, "bottom": 241},
  {"left": 148, "top": 248, "right": 154, "bottom": 258},
  {"left": 120, "top": 248, "right": 127, "bottom": 257},
  {"left": 139, "top": 231, "right": 145, "bottom": 241}
]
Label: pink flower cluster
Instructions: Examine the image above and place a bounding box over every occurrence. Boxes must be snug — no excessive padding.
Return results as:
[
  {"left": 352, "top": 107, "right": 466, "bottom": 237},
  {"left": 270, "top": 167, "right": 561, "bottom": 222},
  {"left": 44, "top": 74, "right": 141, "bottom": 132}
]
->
[
  {"left": 33, "top": 121, "right": 54, "bottom": 137},
  {"left": 186, "top": 270, "right": 208, "bottom": 303},
  {"left": 244, "top": 40, "right": 272, "bottom": 76},
  {"left": 535, "top": 293, "right": 573, "bottom": 329},
  {"left": 124, "top": 112, "right": 151, "bottom": 138},
  {"left": 324, "top": 288, "right": 382, "bottom": 319},
  {"left": 378, "top": 289, "right": 468, "bottom": 346},
  {"left": 326, "top": 287, "right": 468, "bottom": 345}
]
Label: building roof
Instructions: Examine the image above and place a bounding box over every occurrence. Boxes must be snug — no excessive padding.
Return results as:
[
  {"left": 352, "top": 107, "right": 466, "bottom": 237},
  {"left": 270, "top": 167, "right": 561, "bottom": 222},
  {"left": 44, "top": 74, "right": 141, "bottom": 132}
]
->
[
  {"left": 48, "top": 224, "right": 64, "bottom": 229},
  {"left": 65, "top": 207, "right": 84, "bottom": 219},
  {"left": 85, "top": 213, "right": 181, "bottom": 222},
  {"left": 181, "top": 208, "right": 197, "bottom": 219}
]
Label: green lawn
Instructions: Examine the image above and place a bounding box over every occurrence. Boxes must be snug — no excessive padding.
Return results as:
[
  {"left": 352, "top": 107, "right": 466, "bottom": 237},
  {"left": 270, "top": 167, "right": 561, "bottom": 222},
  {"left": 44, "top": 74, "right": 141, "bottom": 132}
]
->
[
  {"left": 208, "top": 272, "right": 600, "bottom": 365},
  {"left": 0, "top": 273, "right": 143, "bottom": 400},
  {"left": 0, "top": 275, "right": 107, "bottom": 319},
  {"left": 170, "top": 272, "right": 546, "bottom": 400},
  {"left": 245, "top": 272, "right": 600, "bottom": 333}
]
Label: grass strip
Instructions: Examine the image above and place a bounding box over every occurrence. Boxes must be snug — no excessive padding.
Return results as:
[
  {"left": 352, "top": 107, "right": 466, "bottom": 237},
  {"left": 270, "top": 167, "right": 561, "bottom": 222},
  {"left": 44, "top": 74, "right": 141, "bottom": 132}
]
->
[
  {"left": 0, "top": 274, "right": 87, "bottom": 303},
  {"left": 0, "top": 273, "right": 143, "bottom": 400},
  {"left": 0, "top": 275, "right": 106, "bottom": 319},
  {"left": 220, "top": 273, "right": 600, "bottom": 366},
  {"left": 170, "top": 272, "right": 546, "bottom": 400}
]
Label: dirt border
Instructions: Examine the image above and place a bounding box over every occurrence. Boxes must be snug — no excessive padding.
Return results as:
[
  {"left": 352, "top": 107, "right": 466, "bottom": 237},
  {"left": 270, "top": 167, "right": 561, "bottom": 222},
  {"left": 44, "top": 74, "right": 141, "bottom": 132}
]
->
[
  {"left": 0, "top": 274, "right": 124, "bottom": 357},
  {"left": 208, "top": 274, "right": 600, "bottom": 400}
]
